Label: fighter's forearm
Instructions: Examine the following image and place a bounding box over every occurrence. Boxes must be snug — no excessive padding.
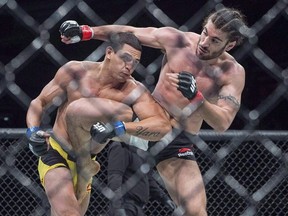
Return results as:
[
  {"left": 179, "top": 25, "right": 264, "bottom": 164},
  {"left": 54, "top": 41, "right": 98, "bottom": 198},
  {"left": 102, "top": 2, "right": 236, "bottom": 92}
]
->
[
  {"left": 60, "top": 20, "right": 164, "bottom": 48},
  {"left": 124, "top": 118, "right": 171, "bottom": 141},
  {"left": 91, "top": 25, "right": 162, "bottom": 49},
  {"left": 26, "top": 99, "right": 44, "bottom": 127},
  {"left": 199, "top": 100, "right": 237, "bottom": 132},
  {"left": 91, "top": 25, "right": 135, "bottom": 41}
]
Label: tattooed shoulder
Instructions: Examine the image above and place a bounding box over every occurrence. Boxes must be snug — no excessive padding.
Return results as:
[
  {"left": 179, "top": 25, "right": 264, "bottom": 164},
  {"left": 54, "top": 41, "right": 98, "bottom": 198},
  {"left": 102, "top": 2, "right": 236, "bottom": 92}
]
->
[{"left": 218, "top": 94, "right": 240, "bottom": 109}]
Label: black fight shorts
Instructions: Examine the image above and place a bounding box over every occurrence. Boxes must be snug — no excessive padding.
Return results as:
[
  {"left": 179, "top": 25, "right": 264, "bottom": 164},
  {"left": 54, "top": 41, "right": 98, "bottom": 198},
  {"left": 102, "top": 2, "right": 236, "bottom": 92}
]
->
[
  {"left": 148, "top": 129, "right": 196, "bottom": 165},
  {"left": 38, "top": 136, "right": 95, "bottom": 194}
]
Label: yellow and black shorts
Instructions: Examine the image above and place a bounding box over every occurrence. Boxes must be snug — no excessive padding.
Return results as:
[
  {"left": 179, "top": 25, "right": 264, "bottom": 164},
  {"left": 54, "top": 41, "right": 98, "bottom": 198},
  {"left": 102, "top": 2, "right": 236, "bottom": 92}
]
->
[{"left": 38, "top": 136, "right": 95, "bottom": 193}]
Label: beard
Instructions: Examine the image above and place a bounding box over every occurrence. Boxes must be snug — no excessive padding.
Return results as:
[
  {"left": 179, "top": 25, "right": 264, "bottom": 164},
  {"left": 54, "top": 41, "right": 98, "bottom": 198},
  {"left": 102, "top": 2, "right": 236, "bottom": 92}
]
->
[{"left": 196, "top": 40, "right": 228, "bottom": 60}]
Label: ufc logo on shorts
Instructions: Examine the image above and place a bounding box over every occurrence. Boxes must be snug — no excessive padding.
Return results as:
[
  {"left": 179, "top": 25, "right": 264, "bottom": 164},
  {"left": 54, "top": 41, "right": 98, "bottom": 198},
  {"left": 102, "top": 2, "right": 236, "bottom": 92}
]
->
[{"left": 94, "top": 122, "right": 106, "bottom": 132}]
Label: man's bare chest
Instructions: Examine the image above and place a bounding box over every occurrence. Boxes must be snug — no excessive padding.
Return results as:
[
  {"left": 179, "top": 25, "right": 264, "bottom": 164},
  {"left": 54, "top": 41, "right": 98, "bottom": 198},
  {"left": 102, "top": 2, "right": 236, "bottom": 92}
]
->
[
  {"left": 196, "top": 73, "right": 220, "bottom": 98},
  {"left": 67, "top": 82, "right": 134, "bottom": 103},
  {"left": 166, "top": 59, "right": 222, "bottom": 98}
]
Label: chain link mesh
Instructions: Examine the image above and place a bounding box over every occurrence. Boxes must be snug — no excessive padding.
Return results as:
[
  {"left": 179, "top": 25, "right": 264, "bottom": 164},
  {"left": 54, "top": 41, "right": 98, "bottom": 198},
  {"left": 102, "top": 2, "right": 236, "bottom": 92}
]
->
[
  {"left": 1, "top": 130, "right": 288, "bottom": 215},
  {"left": 1, "top": 0, "right": 288, "bottom": 215},
  {"left": 1, "top": 0, "right": 288, "bottom": 129}
]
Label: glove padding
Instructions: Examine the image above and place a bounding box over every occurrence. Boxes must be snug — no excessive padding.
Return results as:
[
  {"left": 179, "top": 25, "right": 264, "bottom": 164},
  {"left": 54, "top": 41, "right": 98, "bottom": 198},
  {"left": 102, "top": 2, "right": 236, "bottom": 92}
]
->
[
  {"left": 177, "top": 71, "right": 199, "bottom": 100},
  {"left": 90, "top": 121, "right": 126, "bottom": 144},
  {"left": 59, "top": 20, "right": 93, "bottom": 43},
  {"left": 26, "top": 127, "right": 48, "bottom": 157}
]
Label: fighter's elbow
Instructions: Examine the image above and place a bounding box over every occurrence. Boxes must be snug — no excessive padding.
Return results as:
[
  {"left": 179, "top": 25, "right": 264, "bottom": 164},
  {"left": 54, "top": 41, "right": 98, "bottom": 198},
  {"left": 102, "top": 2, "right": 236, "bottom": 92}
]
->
[
  {"left": 214, "top": 120, "right": 232, "bottom": 133},
  {"left": 162, "top": 123, "right": 172, "bottom": 136},
  {"left": 214, "top": 126, "right": 228, "bottom": 133},
  {"left": 145, "top": 119, "right": 171, "bottom": 140},
  {"left": 29, "top": 98, "right": 45, "bottom": 113}
]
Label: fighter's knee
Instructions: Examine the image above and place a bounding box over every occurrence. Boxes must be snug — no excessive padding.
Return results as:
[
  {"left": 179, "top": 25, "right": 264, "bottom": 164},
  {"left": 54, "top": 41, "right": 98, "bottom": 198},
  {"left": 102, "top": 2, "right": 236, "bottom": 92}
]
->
[
  {"left": 66, "top": 98, "right": 87, "bottom": 116},
  {"left": 65, "top": 98, "right": 94, "bottom": 127}
]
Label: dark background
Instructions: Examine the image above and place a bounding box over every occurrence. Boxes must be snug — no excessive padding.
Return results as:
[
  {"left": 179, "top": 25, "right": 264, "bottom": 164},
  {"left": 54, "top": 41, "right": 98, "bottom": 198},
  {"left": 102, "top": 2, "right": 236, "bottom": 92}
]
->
[{"left": 0, "top": 0, "right": 287, "bottom": 130}]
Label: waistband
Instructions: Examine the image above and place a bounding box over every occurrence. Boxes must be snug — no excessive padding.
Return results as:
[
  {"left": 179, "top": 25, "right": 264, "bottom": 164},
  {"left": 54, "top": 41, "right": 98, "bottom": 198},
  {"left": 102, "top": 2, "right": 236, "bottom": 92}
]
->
[
  {"left": 50, "top": 134, "right": 76, "bottom": 159},
  {"left": 49, "top": 133, "right": 97, "bottom": 160}
]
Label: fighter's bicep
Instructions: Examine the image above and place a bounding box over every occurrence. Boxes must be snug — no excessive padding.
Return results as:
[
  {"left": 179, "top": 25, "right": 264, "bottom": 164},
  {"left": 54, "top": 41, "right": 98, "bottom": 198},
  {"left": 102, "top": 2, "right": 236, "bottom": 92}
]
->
[
  {"left": 38, "top": 79, "right": 66, "bottom": 104},
  {"left": 217, "top": 86, "right": 241, "bottom": 112},
  {"left": 134, "top": 27, "right": 163, "bottom": 48},
  {"left": 138, "top": 27, "right": 188, "bottom": 50},
  {"left": 40, "top": 64, "right": 78, "bottom": 102},
  {"left": 217, "top": 94, "right": 240, "bottom": 110},
  {"left": 133, "top": 96, "right": 166, "bottom": 120}
]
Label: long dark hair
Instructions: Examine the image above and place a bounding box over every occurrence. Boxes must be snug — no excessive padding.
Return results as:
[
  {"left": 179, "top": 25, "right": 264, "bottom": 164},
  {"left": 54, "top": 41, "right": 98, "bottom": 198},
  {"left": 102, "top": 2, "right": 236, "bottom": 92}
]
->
[{"left": 203, "top": 7, "right": 248, "bottom": 46}]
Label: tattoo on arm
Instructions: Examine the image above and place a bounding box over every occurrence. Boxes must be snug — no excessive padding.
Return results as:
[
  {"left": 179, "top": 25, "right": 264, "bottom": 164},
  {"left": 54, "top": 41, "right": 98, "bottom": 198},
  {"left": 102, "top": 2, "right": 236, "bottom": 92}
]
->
[
  {"left": 135, "top": 126, "right": 160, "bottom": 138},
  {"left": 218, "top": 94, "right": 240, "bottom": 109}
]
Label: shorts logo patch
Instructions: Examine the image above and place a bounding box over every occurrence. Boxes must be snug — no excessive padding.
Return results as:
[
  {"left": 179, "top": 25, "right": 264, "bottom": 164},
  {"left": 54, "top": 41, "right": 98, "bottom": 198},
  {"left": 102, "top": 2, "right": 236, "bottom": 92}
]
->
[
  {"left": 178, "top": 148, "right": 194, "bottom": 157},
  {"left": 87, "top": 183, "right": 92, "bottom": 192}
]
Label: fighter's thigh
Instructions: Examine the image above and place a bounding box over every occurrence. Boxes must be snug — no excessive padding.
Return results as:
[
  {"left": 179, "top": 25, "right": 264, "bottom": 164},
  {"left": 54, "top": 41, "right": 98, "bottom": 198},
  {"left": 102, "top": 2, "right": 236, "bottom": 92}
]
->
[
  {"left": 157, "top": 158, "right": 206, "bottom": 204},
  {"left": 44, "top": 167, "right": 79, "bottom": 211},
  {"left": 175, "top": 160, "right": 205, "bottom": 200},
  {"left": 66, "top": 98, "right": 133, "bottom": 122},
  {"left": 79, "top": 192, "right": 91, "bottom": 216}
]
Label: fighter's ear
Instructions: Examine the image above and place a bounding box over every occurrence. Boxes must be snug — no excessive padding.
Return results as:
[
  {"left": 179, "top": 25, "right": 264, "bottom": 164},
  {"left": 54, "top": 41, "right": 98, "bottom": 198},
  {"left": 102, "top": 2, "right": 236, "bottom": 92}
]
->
[
  {"left": 225, "top": 41, "right": 236, "bottom": 51},
  {"left": 106, "top": 46, "right": 114, "bottom": 59}
]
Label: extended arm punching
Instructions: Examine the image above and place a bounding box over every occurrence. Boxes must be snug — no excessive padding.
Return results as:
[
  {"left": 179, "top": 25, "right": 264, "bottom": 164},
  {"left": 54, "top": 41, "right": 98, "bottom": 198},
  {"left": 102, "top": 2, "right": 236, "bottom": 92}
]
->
[{"left": 60, "top": 20, "right": 182, "bottom": 50}]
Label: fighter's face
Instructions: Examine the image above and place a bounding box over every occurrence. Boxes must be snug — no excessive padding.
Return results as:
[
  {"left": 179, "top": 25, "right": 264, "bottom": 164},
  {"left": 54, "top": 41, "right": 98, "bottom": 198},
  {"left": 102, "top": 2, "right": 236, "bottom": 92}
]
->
[
  {"left": 116, "top": 49, "right": 140, "bottom": 72},
  {"left": 196, "top": 19, "right": 231, "bottom": 60},
  {"left": 110, "top": 44, "right": 141, "bottom": 82}
]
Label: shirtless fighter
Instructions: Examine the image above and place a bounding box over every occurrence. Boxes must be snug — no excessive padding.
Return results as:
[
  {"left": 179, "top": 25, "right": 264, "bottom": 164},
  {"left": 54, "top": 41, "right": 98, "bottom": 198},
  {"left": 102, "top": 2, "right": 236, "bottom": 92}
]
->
[{"left": 26, "top": 32, "right": 170, "bottom": 216}]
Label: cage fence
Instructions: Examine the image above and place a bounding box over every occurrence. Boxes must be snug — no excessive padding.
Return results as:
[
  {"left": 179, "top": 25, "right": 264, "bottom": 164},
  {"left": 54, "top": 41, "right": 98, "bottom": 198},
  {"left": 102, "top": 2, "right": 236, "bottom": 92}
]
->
[
  {"left": 1, "top": 0, "right": 288, "bottom": 216},
  {"left": 1, "top": 129, "right": 288, "bottom": 215}
]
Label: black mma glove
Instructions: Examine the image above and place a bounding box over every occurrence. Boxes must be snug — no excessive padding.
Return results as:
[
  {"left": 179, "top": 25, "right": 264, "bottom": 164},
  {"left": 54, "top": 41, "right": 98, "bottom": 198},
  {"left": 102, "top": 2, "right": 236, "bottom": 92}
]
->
[
  {"left": 90, "top": 121, "right": 126, "bottom": 144},
  {"left": 59, "top": 20, "right": 94, "bottom": 43},
  {"left": 26, "top": 127, "right": 48, "bottom": 157},
  {"left": 177, "top": 71, "right": 203, "bottom": 101}
]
